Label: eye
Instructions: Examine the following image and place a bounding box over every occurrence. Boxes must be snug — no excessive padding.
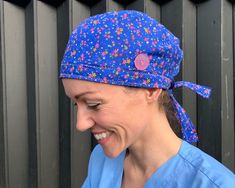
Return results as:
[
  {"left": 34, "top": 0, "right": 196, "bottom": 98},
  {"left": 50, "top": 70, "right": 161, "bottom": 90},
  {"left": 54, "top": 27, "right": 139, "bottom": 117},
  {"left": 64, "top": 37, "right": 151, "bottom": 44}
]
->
[{"left": 87, "top": 102, "right": 101, "bottom": 110}]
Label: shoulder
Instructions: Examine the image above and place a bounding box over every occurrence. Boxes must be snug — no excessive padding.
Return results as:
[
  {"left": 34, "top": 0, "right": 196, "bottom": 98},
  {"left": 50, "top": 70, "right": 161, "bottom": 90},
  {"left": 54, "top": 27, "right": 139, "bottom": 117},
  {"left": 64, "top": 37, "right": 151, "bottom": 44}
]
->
[{"left": 179, "top": 141, "right": 235, "bottom": 188}]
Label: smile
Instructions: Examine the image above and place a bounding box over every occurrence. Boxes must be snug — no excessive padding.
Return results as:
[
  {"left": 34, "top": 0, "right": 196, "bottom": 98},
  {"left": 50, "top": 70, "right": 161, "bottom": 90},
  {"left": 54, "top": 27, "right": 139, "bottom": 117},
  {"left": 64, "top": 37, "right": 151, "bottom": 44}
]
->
[{"left": 94, "top": 131, "right": 111, "bottom": 141}]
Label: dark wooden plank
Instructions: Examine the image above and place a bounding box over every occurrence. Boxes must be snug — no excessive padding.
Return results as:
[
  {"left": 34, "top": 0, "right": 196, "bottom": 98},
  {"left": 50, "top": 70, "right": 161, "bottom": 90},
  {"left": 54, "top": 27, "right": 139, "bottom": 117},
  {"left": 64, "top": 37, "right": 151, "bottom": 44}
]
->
[
  {"left": 25, "top": 1, "right": 38, "bottom": 187},
  {"left": 161, "top": 0, "right": 183, "bottom": 105},
  {"left": 197, "top": 0, "right": 221, "bottom": 160},
  {"left": 57, "top": 1, "right": 71, "bottom": 188}
]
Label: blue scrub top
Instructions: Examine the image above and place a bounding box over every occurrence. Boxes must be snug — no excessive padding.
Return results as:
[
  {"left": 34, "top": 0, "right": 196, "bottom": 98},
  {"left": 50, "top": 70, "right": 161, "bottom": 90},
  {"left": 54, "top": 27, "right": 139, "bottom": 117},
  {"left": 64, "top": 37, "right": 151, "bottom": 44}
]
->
[{"left": 82, "top": 141, "right": 235, "bottom": 188}]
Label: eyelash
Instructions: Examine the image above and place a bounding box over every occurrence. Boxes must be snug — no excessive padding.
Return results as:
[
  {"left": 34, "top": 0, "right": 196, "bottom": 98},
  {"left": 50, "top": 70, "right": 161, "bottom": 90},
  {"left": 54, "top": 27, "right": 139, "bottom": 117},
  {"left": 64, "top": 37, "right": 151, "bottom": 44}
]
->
[
  {"left": 73, "top": 102, "right": 100, "bottom": 110},
  {"left": 87, "top": 103, "right": 100, "bottom": 110}
]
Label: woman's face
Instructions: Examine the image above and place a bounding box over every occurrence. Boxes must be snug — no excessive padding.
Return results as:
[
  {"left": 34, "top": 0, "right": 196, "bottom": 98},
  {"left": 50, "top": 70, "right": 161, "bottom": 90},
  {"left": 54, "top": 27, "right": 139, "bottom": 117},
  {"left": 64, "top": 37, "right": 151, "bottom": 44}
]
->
[{"left": 62, "top": 79, "right": 156, "bottom": 157}]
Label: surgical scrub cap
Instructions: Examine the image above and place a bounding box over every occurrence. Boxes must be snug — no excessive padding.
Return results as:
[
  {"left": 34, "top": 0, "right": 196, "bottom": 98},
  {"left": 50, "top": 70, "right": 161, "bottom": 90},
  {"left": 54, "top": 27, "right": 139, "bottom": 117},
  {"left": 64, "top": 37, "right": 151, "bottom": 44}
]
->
[{"left": 60, "top": 10, "right": 211, "bottom": 143}]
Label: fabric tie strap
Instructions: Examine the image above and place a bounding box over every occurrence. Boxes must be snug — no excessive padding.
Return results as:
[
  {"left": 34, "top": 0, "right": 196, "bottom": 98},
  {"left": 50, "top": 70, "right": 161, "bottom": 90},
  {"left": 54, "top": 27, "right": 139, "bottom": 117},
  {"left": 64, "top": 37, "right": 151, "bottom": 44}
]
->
[{"left": 168, "top": 81, "right": 212, "bottom": 143}]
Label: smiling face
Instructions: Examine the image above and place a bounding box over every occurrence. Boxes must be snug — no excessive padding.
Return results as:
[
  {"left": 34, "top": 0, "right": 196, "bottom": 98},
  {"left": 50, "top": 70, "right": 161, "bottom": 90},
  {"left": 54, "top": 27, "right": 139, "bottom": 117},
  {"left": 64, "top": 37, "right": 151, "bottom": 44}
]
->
[{"left": 62, "top": 79, "right": 160, "bottom": 157}]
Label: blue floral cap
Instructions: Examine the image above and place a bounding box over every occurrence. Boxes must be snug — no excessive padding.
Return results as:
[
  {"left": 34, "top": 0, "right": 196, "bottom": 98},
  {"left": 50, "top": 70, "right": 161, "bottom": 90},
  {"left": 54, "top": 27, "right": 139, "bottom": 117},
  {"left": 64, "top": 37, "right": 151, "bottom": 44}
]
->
[{"left": 60, "top": 10, "right": 211, "bottom": 143}]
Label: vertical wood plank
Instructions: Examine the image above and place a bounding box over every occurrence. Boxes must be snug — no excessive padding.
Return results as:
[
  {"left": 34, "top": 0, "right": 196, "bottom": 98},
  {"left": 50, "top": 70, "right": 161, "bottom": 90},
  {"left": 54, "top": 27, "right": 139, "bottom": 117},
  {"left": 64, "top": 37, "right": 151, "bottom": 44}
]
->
[
  {"left": 145, "top": 0, "right": 160, "bottom": 21},
  {"left": 26, "top": 0, "right": 59, "bottom": 187},
  {"left": 37, "top": 1, "right": 59, "bottom": 187},
  {"left": 0, "top": 0, "right": 8, "bottom": 187},
  {"left": 71, "top": 2, "right": 91, "bottom": 186},
  {"left": 126, "top": 0, "right": 145, "bottom": 11},
  {"left": 221, "top": 0, "right": 234, "bottom": 171},
  {"left": 91, "top": 0, "right": 123, "bottom": 15},
  {"left": 197, "top": 0, "right": 222, "bottom": 161},
  {"left": 0, "top": 1, "right": 28, "bottom": 188}
]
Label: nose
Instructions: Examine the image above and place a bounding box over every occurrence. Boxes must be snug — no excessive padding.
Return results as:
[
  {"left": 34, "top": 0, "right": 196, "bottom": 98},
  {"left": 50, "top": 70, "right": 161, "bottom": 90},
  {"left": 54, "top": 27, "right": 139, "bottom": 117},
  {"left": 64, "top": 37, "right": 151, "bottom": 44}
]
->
[{"left": 75, "top": 106, "right": 94, "bottom": 132}]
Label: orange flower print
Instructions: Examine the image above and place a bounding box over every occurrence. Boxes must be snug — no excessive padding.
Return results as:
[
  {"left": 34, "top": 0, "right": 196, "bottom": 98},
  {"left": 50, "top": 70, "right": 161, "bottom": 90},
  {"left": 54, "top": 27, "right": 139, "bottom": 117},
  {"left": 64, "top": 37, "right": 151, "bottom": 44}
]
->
[{"left": 116, "top": 27, "right": 123, "bottom": 35}]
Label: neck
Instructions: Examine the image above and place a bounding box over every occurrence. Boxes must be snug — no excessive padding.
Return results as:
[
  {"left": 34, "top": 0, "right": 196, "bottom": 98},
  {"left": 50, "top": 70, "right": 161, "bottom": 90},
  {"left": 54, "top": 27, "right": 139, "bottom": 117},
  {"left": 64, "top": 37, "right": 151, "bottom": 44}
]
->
[{"left": 124, "top": 111, "right": 182, "bottom": 179}]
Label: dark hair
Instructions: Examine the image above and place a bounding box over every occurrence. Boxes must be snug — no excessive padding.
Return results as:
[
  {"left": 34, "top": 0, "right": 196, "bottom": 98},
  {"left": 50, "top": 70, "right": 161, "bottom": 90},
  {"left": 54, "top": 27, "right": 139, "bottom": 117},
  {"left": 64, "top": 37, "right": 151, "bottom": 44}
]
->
[{"left": 158, "top": 90, "right": 182, "bottom": 139}]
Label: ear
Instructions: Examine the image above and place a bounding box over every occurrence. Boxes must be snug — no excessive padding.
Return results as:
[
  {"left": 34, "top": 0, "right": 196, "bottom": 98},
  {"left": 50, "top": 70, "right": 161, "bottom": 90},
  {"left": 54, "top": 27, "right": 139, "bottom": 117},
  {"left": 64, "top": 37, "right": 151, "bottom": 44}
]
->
[{"left": 145, "top": 88, "right": 162, "bottom": 103}]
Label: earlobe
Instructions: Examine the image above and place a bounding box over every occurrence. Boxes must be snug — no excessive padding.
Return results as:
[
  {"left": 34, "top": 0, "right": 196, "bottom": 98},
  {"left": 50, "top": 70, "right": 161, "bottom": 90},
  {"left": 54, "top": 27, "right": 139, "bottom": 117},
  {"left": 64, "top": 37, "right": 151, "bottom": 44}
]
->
[{"left": 146, "top": 88, "right": 162, "bottom": 102}]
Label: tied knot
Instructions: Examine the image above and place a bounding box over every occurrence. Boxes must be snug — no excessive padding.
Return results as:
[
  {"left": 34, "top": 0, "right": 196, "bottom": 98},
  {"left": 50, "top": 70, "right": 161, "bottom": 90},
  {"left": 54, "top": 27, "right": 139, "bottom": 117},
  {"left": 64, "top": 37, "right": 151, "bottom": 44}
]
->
[
  {"left": 167, "top": 80, "right": 212, "bottom": 143},
  {"left": 168, "top": 81, "right": 175, "bottom": 90}
]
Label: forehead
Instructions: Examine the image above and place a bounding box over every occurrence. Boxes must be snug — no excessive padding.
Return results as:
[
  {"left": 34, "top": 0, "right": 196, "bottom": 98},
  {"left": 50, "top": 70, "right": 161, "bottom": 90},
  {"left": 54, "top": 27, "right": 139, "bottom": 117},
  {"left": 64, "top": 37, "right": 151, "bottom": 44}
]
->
[{"left": 62, "top": 79, "right": 125, "bottom": 98}]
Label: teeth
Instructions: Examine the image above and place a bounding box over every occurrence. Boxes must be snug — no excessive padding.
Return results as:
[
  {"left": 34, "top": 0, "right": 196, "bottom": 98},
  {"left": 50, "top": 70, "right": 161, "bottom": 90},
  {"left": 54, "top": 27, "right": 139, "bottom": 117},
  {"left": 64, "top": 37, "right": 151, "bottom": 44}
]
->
[{"left": 94, "top": 132, "right": 110, "bottom": 140}]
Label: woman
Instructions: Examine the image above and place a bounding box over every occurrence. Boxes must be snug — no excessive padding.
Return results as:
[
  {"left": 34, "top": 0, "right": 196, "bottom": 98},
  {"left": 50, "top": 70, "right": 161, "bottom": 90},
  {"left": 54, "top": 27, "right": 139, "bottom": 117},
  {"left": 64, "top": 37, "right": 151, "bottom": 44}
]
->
[{"left": 60, "top": 10, "right": 235, "bottom": 187}]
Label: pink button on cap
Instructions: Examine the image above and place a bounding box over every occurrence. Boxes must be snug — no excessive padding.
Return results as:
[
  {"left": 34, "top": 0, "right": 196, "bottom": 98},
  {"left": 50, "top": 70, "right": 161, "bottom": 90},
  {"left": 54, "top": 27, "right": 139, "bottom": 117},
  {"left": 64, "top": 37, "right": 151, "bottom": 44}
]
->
[{"left": 134, "top": 53, "right": 150, "bottom": 70}]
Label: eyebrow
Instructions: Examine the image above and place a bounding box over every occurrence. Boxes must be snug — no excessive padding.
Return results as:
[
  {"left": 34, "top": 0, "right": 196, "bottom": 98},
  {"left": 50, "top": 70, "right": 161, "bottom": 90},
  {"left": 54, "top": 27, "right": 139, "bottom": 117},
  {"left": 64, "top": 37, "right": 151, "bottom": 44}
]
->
[{"left": 74, "top": 91, "right": 96, "bottom": 100}]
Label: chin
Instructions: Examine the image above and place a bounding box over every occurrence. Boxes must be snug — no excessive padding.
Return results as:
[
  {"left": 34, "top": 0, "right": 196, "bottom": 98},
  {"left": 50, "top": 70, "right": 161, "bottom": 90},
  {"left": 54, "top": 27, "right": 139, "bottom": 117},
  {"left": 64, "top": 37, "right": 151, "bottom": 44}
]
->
[{"left": 103, "top": 147, "right": 123, "bottom": 158}]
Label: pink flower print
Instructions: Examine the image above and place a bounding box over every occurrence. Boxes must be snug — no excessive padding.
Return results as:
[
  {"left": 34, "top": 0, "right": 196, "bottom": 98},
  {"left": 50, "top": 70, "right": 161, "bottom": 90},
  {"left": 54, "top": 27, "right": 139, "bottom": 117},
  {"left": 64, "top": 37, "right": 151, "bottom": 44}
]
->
[
  {"left": 70, "top": 50, "right": 76, "bottom": 56},
  {"left": 65, "top": 47, "right": 71, "bottom": 53},
  {"left": 154, "top": 82, "right": 159, "bottom": 88},
  {"left": 80, "top": 54, "right": 85, "bottom": 61},
  {"left": 131, "top": 35, "right": 135, "bottom": 40},
  {"left": 162, "top": 69, "right": 167, "bottom": 75},
  {"left": 159, "top": 61, "right": 164, "bottom": 68},
  {"left": 122, "top": 59, "right": 130, "bottom": 64},
  {"left": 143, "top": 79, "right": 150, "bottom": 84},
  {"left": 80, "top": 40, "right": 87, "bottom": 46},
  {"left": 121, "top": 13, "right": 128, "bottom": 19},
  {"left": 103, "top": 77, "right": 108, "bottom": 83},
  {"left": 104, "top": 31, "right": 111, "bottom": 38},
  {"left": 153, "top": 63, "right": 158, "bottom": 67},
  {"left": 204, "top": 89, "right": 210, "bottom": 94},
  {"left": 112, "top": 49, "right": 119, "bottom": 57},
  {"left": 95, "top": 43, "right": 99, "bottom": 48},
  {"left": 133, "top": 72, "right": 139, "bottom": 79},
  {"left": 116, "top": 27, "right": 123, "bottom": 35},
  {"left": 124, "top": 74, "right": 130, "bottom": 79},
  {"left": 70, "top": 67, "right": 74, "bottom": 72},
  {"left": 88, "top": 73, "right": 97, "bottom": 78},
  {"left": 91, "top": 27, "right": 95, "bottom": 33},
  {"left": 162, "top": 33, "right": 166, "bottom": 39},
  {"left": 102, "top": 50, "right": 108, "bottom": 57},
  {"left": 78, "top": 65, "right": 83, "bottom": 71}
]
